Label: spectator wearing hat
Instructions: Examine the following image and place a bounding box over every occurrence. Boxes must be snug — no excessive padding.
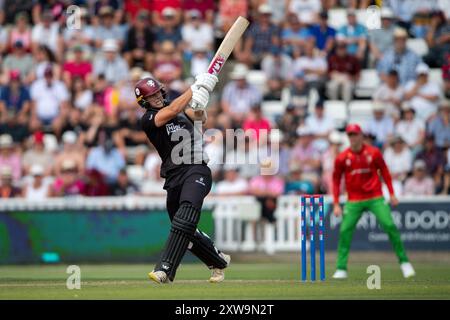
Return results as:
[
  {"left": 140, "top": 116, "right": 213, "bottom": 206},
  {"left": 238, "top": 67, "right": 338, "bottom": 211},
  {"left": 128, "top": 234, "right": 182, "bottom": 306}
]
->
[
  {"left": 51, "top": 159, "right": 86, "bottom": 197},
  {"left": 123, "top": 10, "right": 155, "bottom": 71},
  {"left": 327, "top": 38, "right": 361, "bottom": 104},
  {"left": 0, "top": 70, "right": 31, "bottom": 122},
  {"left": 236, "top": 4, "right": 280, "bottom": 68},
  {"left": 403, "top": 160, "right": 435, "bottom": 196},
  {"left": 367, "top": 102, "right": 395, "bottom": 148},
  {"left": 154, "top": 7, "right": 183, "bottom": 49},
  {"left": 404, "top": 63, "right": 442, "bottom": 121},
  {"left": 261, "top": 46, "right": 293, "bottom": 100},
  {"left": 373, "top": 69, "right": 403, "bottom": 118},
  {"left": 54, "top": 131, "right": 85, "bottom": 176},
  {"left": 218, "top": 0, "right": 248, "bottom": 33},
  {"left": 214, "top": 166, "right": 249, "bottom": 196},
  {"left": 221, "top": 63, "right": 262, "bottom": 125},
  {"left": 31, "top": 10, "right": 62, "bottom": 59},
  {"left": 308, "top": 11, "right": 336, "bottom": 55},
  {"left": 93, "top": 6, "right": 124, "bottom": 50},
  {"left": 427, "top": 101, "right": 450, "bottom": 149},
  {"left": 416, "top": 134, "right": 446, "bottom": 189},
  {"left": 0, "top": 166, "right": 21, "bottom": 198},
  {"left": 0, "top": 134, "right": 21, "bottom": 183},
  {"left": 181, "top": 9, "right": 214, "bottom": 54},
  {"left": 383, "top": 135, "right": 413, "bottom": 182},
  {"left": 395, "top": 103, "right": 425, "bottom": 155},
  {"left": 22, "top": 131, "right": 54, "bottom": 176},
  {"left": 281, "top": 13, "right": 311, "bottom": 57},
  {"left": 152, "top": 1, "right": 182, "bottom": 26},
  {"left": 2, "top": 40, "right": 34, "bottom": 85},
  {"left": 424, "top": 10, "right": 450, "bottom": 68},
  {"left": 93, "top": 39, "right": 129, "bottom": 85},
  {"left": 337, "top": 10, "right": 367, "bottom": 62},
  {"left": 377, "top": 27, "right": 422, "bottom": 85},
  {"left": 8, "top": 12, "right": 32, "bottom": 52},
  {"left": 30, "top": 64, "right": 70, "bottom": 127},
  {"left": 368, "top": 7, "right": 396, "bottom": 64},
  {"left": 22, "top": 164, "right": 51, "bottom": 200},
  {"left": 63, "top": 45, "right": 93, "bottom": 87},
  {"left": 287, "top": 0, "right": 321, "bottom": 25},
  {"left": 243, "top": 103, "right": 271, "bottom": 143}
]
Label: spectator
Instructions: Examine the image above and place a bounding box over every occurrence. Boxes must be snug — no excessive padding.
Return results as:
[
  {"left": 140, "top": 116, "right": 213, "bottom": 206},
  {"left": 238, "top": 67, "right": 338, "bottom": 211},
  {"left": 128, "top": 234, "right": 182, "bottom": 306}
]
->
[
  {"left": 0, "top": 134, "right": 21, "bottom": 183},
  {"left": 22, "top": 164, "right": 51, "bottom": 200},
  {"left": 261, "top": 46, "right": 292, "bottom": 100},
  {"left": 277, "top": 104, "right": 303, "bottom": 141},
  {"left": 186, "top": 43, "right": 211, "bottom": 78},
  {"left": 221, "top": 64, "right": 262, "bottom": 125},
  {"left": 292, "top": 39, "right": 327, "bottom": 97},
  {"left": 321, "top": 131, "right": 343, "bottom": 194},
  {"left": 0, "top": 70, "right": 31, "bottom": 122},
  {"left": 110, "top": 169, "right": 138, "bottom": 196},
  {"left": 123, "top": 9, "right": 155, "bottom": 70},
  {"left": 0, "top": 166, "right": 21, "bottom": 198},
  {"left": 71, "top": 76, "right": 94, "bottom": 111},
  {"left": 154, "top": 7, "right": 183, "bottom": 49},
  {"left": 8, "top": 12, "right": 32, "bottom": 52},
  {"left": 30, "top": 65, "right": 70, "bottom": 127},
  {"left": 237, "top": 4, "right": 280, "bottom": 68},
  {"left": 54, "top": 131, "right": 85, "bottom": 175},
  {"left": 308, "top": 11, "right": 336, "bottom": 55},
  {"left": 383, "top": 136, "right": 413, "bottom": 182},
  {"left": 62, "top": 45, "right": 93, "bottom": 87},
  {"left": 93, "top": 6, "right": 124, "bottom": 50},
  {"left": 0, "top": 108, "right": 29, "bottom": 144},
  {"left": 215, "top": 166, "right": 248, "bottom": 195},
  {"left": 427, "top": 101, "right": 450, "bottom": 149},
  {"left": 416, "top": 134, "right": 446, "bottom": 189},
  {"left": 83, "top": 169, "right": 110, "bottom": 197},
  {"left": 377, "top": 27, "right": 421, "bottom": 85},
  {"left": 86, "top": 134, "right": 126, "bottom": 184},
  {"left": 225, "top": 137, "right": 260, "bottom": 179},
  {"left": 143, "top": 146, "right": 162, "bottom": 181},
  {"left": 404, "top": 63, "right": 442, "bottom": 121},
  {"left": 181, "top": 9, "right": 214, "bottom": 54},
  {"left": 249, "top": 173, "right": 284, "bottom": 224},
  {"left": 444, "top": 54, "right": 450, "bottom": 99},
  {"left": 403, "top": 160, "right": 435, "bottom": 195},
  {"left": 113, "top": 109, "right": 148, "bottom": 158},
  {"left": 153, "top": 40, "right": 183, "bottom": 85},
  {"left": 218, "top": 0, "right": 247, "bottom": 33},
  {"left": 182, "top": 0, "right": 215, "bottom": 24},
  {"left": 288, "top": 0, "right": 321, "bottom": 25},
  {"left": 369, "top": 7, "right": 396, "bottom": 64},
  {"left": 395, "top": 103, "right": 425, "bottom": 155},
  {"left": 31, "top": 10, "right": 62, "bottom": 59},
  {"left": 281, "top": 13, "right": 310, "bottom": 58},
  {"left": 243, "top": 103, "right": 271, "bottom": 142},
  {"left": 337, "top": 10, "right": 367, "bottom": 61},
  {"left": 366, "top": 102, "right": 395, "bottom": 148},
  {"left": 2, "top": 40, "right": 34, "bottom": 85},
  {"left": 151, "top": 3, "right": 183, "bottom": 27},
  {"left": 285, "top": 165, "right": 315, "bottom": 195},
  {"left": 287, "top": 71, "right": 309, "bottom": 113},
  {"left": 305, "top": 101, "right": 334, "bottom": 150},
  {"left": 372, "top": 69, "right": 403, "bottom": 119},
  {"left": 424, "top": 10, "right": 450, "bottom": 68},
  {"left": 93, "top": 39, "right": 129, "bottom": 85},
  {"left": 62, "top": 7, "right": 95, "bottom": 53},
  {"left": 33, "top": 45, "right": 60, "bottom": 81},
  {"left": 51, "top": 159, "right": 85, "bottom": 197},
  {"left": 22, "top": 131, "right": 53, "bottom": 176},
  {"left": 327, "top": 38, "right": 361, "bottom": 103}
]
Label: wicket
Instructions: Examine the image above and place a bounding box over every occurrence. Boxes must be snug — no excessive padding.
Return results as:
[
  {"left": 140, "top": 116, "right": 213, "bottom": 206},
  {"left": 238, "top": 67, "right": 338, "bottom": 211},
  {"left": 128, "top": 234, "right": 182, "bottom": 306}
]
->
[{"left": 301, "top": 195, "right": 325, "bottom": 282}]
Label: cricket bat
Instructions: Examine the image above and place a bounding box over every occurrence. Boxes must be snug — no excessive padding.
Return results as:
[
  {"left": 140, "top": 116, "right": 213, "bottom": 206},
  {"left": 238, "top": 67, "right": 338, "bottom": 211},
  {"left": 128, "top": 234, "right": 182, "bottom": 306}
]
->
[{"left": 207, "top": 16, "right": 250, "bottom": 76}]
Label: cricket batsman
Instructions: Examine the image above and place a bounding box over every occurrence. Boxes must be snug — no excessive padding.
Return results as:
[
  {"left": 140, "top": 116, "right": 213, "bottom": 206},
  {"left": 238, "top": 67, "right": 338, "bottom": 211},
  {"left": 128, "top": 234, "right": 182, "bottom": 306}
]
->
[
  {"left": 331, "top": 124, "right": 415, "bottom": 279},
  {"left": 135, "top": 73, "right": 230, "bottom": 284}
]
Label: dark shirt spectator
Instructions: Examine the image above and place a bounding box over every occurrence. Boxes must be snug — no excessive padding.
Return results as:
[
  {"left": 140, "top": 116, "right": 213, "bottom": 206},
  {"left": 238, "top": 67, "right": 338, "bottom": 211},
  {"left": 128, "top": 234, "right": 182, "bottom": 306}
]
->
[{"left": 110, "top": 169, "right": 139, "bottom": 196}]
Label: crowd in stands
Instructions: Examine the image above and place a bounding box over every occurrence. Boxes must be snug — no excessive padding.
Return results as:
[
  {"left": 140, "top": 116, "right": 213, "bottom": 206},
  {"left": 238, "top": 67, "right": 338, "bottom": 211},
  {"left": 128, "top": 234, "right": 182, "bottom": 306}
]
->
[{"left": 0, "top": 0, "right": 449, "bottom": 204}]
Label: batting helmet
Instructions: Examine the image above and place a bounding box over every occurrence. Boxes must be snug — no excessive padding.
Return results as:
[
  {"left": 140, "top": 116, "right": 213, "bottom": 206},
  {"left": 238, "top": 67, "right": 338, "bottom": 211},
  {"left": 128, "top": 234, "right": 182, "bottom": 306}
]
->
[{"left": 134, "top": 77, "right": 167, "bottom": 109}]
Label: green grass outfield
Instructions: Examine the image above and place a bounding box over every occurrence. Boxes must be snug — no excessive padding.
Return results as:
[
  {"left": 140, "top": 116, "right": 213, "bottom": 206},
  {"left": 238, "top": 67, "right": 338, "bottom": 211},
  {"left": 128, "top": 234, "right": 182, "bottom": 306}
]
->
[{"left": 1, "top": 255, "right": 449, "bottom": 299}]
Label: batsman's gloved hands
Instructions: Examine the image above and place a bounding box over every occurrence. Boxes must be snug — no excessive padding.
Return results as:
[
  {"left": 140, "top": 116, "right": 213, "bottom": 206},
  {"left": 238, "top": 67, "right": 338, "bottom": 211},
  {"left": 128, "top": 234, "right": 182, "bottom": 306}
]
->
[
  {"left": 194, "top": 73, "right": 218, "bottom": 92},
  {"left": 190, "top": 85, "right": 210, "bottom": 110}
]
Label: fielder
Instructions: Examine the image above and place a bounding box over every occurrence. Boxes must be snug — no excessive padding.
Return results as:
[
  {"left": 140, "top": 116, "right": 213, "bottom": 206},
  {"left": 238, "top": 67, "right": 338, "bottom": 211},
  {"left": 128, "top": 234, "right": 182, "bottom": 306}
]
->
[
  {"left": 332, "top": 124, "right": 415, "bottom": 279},
  {"left": 135, "top": 73, "right": 230, "bottom": 284}
]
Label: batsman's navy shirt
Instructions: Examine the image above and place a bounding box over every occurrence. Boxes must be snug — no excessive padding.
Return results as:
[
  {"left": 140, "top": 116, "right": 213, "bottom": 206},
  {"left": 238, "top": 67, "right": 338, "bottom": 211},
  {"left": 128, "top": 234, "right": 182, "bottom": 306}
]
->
[{"left": 141, "top": 107, "right": 209, "bottom": 187}]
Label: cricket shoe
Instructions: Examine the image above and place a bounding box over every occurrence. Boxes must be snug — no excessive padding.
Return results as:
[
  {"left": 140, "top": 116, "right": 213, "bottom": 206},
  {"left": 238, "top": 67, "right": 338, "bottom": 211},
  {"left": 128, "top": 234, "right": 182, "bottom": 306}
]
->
[
  {"left": 332, "top": 269, "right": 348, "bottom": 279},
  {"left": 209, "top": 253, "right": 231, "bottom": 283},
  {"left": 400, "top": 262, "right": 416, "bottom": 278},
  {"left": 148, "top": 270, "right": 170, "bottom": 284}
]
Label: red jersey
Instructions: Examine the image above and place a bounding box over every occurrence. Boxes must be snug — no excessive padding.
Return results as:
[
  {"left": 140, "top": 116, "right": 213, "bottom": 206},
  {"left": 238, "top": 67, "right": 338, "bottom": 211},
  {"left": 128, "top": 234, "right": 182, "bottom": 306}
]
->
[{"left": 332, "top": 144, "right": 394, "bottom": 204}]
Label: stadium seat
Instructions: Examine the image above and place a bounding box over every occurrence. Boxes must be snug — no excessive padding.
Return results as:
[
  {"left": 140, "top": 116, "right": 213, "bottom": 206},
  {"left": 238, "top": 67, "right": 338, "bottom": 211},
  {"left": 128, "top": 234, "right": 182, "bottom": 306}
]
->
[
  {"left": 349, "top": 100, "right": 374, "bottom": 124},
  {"left": 406, "top": 38, "right": 429, "bottom": 56},
  {"left": 126, "top": 165, "right": 145, "bottom": 186},
  {"left": 246, "top": 70, "right": 267, "bottom": 94},
  {"left": 355, "top": 69, "right": 380, "bottom": 98},
  {"left": 261, "top": 100, "right": 286, "bottom": 122},
  {"left": 327, "top": 9, "right": 348, "bottom": 29},
  {"left": 429, "top": 68, "right": 443, "bottom": 88},
  {"left": 324, "top": 100, "right": 348, "bottom": 128}
]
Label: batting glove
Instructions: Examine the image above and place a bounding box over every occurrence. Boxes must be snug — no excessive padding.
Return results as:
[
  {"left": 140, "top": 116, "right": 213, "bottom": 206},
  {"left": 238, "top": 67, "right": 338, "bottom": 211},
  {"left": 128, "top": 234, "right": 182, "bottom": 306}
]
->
[
  {"left": 190, "top": 85, "right": 210, "bottom": 110},
  {"left": 194, "top": 73, "right": 218, "bottom": 92}
]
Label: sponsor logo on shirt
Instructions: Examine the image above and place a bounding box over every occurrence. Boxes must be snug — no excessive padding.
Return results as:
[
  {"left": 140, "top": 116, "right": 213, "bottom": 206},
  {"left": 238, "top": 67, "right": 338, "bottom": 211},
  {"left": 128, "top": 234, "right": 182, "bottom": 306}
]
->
[
  {"left": 166, "top": 122, "right": 184, "bottom": 135},
  {"left": 350, "top": 168, "right": 371, "bottom": 175},
  {"left": 195, "top": 176, "right": 206, "bottom": 186}
]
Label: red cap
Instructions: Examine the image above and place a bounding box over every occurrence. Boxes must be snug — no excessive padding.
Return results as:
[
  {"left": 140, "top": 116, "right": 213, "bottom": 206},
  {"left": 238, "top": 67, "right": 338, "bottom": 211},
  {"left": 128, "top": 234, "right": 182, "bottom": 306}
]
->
[
  {"left": 33, "top": 131, "right": 44, "bottom": 144},
  {"left": 10, "top": 70, "right": 20, "bottom": 80},
  {"left": 345, "top": 123, "right": 362, "bottom": 134}
]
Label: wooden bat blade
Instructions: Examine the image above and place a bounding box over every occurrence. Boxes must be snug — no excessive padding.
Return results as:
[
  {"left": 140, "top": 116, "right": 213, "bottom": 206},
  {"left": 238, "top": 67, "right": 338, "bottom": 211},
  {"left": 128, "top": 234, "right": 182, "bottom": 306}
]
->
[{"left": 207, "top": 16, "right": 250, "bottom": 75}]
